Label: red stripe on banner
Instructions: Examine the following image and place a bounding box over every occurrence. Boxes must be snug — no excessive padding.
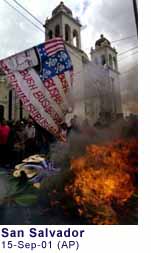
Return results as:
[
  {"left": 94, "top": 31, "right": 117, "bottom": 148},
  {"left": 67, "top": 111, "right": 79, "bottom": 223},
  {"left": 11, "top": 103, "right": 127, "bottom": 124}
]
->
[
  {"left": 45, "top": 44, "right": 64, "bottom": 53},
  {"left": 44, "top": 79, "right": 63, "bottom": 105},
  {"left": 0, "top": 61, "right": 59, "bottom": 136},
  {"left": 45, "top": 41, "right": 64, "bottom": 49},
  {"left": 45, "top": 38, "right": 63, "bottom": 46},
  {"left": 46, "top": 47, "right": 65, "bottom": 56},
  {"left": 45, "top": 43, "right": 64, "bottom": 53},
  {"left": 32, "top": 89, "right": 63, "bottom": 125},
  {"left": 58, "top": 73, "right": 69, "bottom": 93}
]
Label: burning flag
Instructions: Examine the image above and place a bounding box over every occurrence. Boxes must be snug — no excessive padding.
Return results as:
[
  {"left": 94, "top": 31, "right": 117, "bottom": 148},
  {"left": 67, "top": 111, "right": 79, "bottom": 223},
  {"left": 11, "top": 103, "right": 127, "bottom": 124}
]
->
[{"left": 0, "top": 38, "right": 73, "bottom": 140}]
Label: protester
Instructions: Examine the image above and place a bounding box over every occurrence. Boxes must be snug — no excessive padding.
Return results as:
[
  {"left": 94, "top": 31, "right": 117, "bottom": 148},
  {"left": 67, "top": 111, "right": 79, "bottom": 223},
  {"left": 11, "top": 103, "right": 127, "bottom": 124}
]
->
[
  {"left": 68, "top": 115, "right": 81, "bottom": 134},
  {"left": 25, "top": 118, "right": 35, "bottom": 139},
  {"left": 7, "top": 120, "right": 16, "bottom": 166},
  {"left": 60, "top": 123, "right": 68, "bottom": 140},
  {"left": 25, "top": 118, "right": 36, "bottom": 156},
  {"left": 13, "top": 121, "right": 27, "bottom": 164}
]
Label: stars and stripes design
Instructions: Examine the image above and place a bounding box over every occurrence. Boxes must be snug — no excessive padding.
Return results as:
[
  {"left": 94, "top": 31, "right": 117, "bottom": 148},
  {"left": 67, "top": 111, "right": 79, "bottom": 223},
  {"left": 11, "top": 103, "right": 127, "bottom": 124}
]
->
[
  {"left": 44, "top": 37, "right": 65, "bottom": 56},
  {"left": 36, "top": 37, "right": 73, "bottom": 81}
]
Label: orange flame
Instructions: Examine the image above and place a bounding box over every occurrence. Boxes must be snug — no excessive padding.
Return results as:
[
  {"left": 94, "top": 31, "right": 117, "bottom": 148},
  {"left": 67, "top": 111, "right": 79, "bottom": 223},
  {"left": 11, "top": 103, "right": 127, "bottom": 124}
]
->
[{"left": 65, "top": 138, "right": 137, "bottom": 224}]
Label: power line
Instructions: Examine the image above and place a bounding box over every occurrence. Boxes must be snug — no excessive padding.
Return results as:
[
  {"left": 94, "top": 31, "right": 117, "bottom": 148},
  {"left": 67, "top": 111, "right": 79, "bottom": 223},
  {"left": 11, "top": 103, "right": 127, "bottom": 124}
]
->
[
  {"left": 119, "top": 51, "right": 138, "bottom": 62},
  {"left": 11, "top": 0, "right": 43, "bottom": 26},
  {"left": 2, "top": 1, "right": 139, "bottom": 56},
  {"left": 3, "top": 0, "right": 44, "bottom": 33},
  {"left": 118, "top": 46, "right": 138, "bottom": 56},
  {"left": 84, "top": 35, "right": 137, "bottom": 51},
  {"left": 1, "top": 0, "right": 138, "bottom": 82},
  {"left": 11, "top": 0, "right": 88, "bottom": 33},
  {"left": 9, "top": 1, "right": 137, "bottom": 48},
  {"left": 111, "top": 35, "right": 137, "bottom": 44}
]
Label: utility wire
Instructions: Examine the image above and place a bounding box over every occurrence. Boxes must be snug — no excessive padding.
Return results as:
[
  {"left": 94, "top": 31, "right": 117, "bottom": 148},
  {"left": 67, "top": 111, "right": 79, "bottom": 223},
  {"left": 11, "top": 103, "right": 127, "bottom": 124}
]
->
[
  {"left": 9, "top": 1, "right": 138, "bottom": 48},
  {"left": 11, "top": 0, "right": 44, "bottom": 26},
  {"left": 1, "top": 0, "right": 138, "bottom": 81},
  {"left": 118, "top": 46, "right": 138, "bottom": 56},
  {"left": 111, "top": 35, "right": 137, "bottom": 44},
  {"left": 9, "top": 0, "right": 139, "bottom": 47},
  {"left": 84, "top": 35, "right": 137, "bottom": 52},
  {"left": 119, "top": 51, "right": 138, "bottom": 62},
  {"left": 3, "top": 0, "right": 44, "bottom": 33},
  {"left": 2, "top": 1, "right": 138, "bottom": 53}
]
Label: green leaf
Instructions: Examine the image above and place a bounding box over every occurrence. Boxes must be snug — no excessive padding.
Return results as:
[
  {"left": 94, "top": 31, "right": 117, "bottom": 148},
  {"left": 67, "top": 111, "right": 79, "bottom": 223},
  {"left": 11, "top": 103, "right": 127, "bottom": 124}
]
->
[{"left": 15, "top": 194, "right": 38, "bottom": 206}]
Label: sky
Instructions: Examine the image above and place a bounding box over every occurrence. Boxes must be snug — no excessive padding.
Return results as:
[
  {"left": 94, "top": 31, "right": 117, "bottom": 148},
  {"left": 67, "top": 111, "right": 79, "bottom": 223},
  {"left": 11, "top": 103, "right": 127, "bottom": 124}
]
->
[{"left": 0, "top": 0, "right": 138, "bottom": 113}]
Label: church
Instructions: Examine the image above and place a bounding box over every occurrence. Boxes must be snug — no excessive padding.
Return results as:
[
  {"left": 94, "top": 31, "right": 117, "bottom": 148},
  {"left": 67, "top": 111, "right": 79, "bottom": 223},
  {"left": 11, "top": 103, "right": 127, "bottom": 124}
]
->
[{"left": 0, "top": 1, "right": 122, "bottom": 125}]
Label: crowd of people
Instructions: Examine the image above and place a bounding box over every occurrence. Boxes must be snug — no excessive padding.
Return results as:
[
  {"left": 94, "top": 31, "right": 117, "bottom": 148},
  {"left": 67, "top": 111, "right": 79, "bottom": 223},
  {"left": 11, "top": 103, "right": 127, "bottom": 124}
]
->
[
  {"left": 0, "top": 117, "right": 53, "bottom": 168},
  {"left": 0, "top": 115, "right": 81, "bottom": 168}
]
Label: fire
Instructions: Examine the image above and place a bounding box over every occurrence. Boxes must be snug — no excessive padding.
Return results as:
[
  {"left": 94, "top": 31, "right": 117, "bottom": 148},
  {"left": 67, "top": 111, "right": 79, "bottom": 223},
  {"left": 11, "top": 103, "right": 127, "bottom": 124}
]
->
[{"left": 65, "top": 138, "right": 137, "bottom": 224}]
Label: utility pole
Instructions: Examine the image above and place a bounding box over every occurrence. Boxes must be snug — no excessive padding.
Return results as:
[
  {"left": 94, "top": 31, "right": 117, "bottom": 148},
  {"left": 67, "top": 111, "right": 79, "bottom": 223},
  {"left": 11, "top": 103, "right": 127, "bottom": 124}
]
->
[{"left": 133, "top": 0, "right": 138, "bottom": 35}]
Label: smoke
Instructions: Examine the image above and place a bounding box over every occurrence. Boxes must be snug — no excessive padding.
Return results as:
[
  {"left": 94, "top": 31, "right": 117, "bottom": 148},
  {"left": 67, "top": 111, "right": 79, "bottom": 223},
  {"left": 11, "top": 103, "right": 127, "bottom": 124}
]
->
[
  {"left": 120, "top": 64, "right": 138, "bottom": 114},
  {"left": 49, "top": 62, "right": 138, "bottom": 164},
  {"left": 83, "top": 61, "right": 109, "bottom": 99},
  {"left": 49, "top": 116, "right": 137, "bottom": 165}
]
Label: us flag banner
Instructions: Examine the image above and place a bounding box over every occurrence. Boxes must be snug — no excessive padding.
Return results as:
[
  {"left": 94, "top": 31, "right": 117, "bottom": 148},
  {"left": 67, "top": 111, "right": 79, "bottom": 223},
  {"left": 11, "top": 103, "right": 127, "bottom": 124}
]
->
[{"left": 0, "top": 37, "right": 73, "bottom": 140}]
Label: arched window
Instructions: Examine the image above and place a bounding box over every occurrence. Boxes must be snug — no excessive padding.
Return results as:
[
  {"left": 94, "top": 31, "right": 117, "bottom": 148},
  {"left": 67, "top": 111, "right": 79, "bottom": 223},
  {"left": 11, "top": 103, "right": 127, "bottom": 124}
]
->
[
  {"left": 101, "top": 55, "right": 106, "bottom": 65},
  {"left": 109, "top": 54, "right": 113, "bottom": 68},
  {"left": 55, "top": 25, "right": 60, "bottom": 37},
  {"left": 48, "top": 30, "right": 53, "bottom": 39},
  {"left": 73, "top": 30, "right": 79, "bottom": 48},
  {"left": 65, "top": 24, "right": 71, "bottom": 43},
  {"left": 113, "top": 57, "right": 117, "bottom": 70}
]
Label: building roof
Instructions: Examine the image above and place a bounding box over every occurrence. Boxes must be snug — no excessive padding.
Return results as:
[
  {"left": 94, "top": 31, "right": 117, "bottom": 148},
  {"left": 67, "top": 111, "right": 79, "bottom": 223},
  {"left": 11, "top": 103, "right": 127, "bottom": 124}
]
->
[
  {"left": 95, "top": 34, "right": 111, "bottom": 47},
  {"left": 45, "top": 1, "right": 81, "bottom": 27},
  {"left": 52, "top": 2, "right": 73, "bottom": 17}
]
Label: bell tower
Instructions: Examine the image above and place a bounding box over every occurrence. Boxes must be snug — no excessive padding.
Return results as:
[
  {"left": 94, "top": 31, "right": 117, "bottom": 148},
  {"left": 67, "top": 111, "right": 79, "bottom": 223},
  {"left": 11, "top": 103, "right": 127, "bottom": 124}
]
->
[
  {"left": 44, "top": 1, "right": 82, "bottom": 49},
  {"left": 91, "top": 34, "right": 118, "bottom": 72},
  {"left": 91, "top": 34, "right": 122, "bottom": 114}
]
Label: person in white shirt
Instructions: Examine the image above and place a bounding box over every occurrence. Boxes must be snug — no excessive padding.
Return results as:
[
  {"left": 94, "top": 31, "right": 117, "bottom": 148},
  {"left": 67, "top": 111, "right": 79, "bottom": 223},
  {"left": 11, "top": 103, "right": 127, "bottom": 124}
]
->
[
  {"left": 25, "top": 118, "right": 35, "bottom": 139},
  {"left": 25, "top": 118, "right": 36, "bottom": 156}
]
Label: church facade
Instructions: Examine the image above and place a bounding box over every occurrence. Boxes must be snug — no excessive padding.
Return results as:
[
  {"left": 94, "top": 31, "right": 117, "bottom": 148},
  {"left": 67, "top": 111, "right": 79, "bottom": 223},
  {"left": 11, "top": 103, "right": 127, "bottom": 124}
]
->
[
  {"left": 0, "top": 69, "right": 24, "bottom": 122},
  {"left": 0, "top": 1, "right": 122, "bottom": 125}
]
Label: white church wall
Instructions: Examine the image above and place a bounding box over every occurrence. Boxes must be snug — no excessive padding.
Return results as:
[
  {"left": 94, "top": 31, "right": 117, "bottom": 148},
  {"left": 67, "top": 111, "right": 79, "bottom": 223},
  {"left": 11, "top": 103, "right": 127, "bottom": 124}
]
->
[
  {"left": 109, "top": 70, "right": 122, "bottom": 113},
  {"left": 83, "top": 60, "right": 114, "bottom": 123},
  {"left": 0, "top": 76, "right": 10, "bottom": 120},
  {"left": 85, "top": 98, "right": 97, "bottom": 125},
  {"left": 0, "top": 75, "right": 28, "bottom": 121},
  {"left": 66, "top": 44, "right": 85, "bottom": 121}
]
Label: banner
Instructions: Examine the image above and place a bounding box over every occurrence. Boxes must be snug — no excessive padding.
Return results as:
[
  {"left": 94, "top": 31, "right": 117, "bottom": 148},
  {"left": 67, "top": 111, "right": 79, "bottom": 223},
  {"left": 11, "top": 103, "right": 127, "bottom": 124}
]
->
[{"left": 0, "top": 38, "right": 73, "bottom": 140}]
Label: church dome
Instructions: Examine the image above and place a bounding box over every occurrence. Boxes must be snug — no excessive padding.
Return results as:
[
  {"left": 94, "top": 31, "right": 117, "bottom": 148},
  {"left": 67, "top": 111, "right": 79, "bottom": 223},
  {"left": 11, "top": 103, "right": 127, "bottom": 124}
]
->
[
  {"left": 52, "top": 2, "right": 73, "bottom": 17},
  {"left": 95, "top": 34, "right": 111, "bottom": 48}
]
